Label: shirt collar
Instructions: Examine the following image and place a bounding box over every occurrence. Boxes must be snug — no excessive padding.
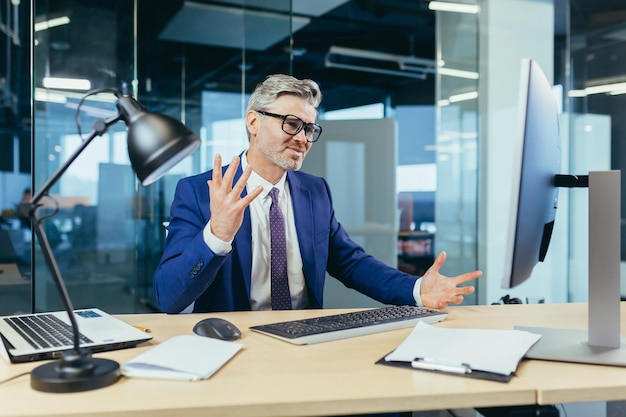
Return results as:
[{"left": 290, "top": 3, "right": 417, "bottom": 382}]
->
[{"left": 241, "top": 150, "right": 287, "bottom": 199}]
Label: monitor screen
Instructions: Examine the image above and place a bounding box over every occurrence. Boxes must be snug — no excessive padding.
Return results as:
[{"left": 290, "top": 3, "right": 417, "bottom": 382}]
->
[
  {"left": 505, "top": 60, "right": 626, "bottom": 366},
  {"left": 502, "top": 59, "right": 561, "bottom": 289}
]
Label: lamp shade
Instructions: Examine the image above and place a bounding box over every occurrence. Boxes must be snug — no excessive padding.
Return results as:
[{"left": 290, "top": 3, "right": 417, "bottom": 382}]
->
[{"left": 117, "top": 95, "right": 201, "bottom": 186}]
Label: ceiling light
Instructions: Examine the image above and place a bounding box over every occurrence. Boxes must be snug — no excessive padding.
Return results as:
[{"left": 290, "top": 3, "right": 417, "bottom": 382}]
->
[
  {"left": 439, "top": 67, "right": 479, "bottom": 79},
  {"left": 325, "top": 46, "right": 435, "bottom": 80},
  {"left": 449, "top": 91, "right": 478, "bottom": 103},
  {"left": 43, "top": 77, "right": 91, "bottom": 91},
  {"left": 568, "top": 90, "right": 586, "bottom": 98},
  {"left": 34, "top": 16, "right": 70, "bottom": 32},
  {"left": 35, "top": 89, "right": 67, "bottom": 104},
  {"left": 585, "top": 82, "right": 626, "bottom": 95},
  {"left": 284, "top": 45, "right": 307, "bottom": 56},
  {"left": 568, "top": 81, "right": 626, "bottom": 97},
  {"left": 428, "top": 1, "right": 479, "bottom": 14}
]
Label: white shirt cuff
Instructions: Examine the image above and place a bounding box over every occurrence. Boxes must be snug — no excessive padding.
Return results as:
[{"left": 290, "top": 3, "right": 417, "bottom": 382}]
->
[
  {"left": 412, "top": 277, "right": 424, "bottom": 307},
  {"left": 203, "top": 221, "right": 232, "bottom": 255}
]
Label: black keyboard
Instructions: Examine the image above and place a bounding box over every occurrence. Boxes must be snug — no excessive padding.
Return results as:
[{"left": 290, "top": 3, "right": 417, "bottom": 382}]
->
[{"left": 249, "top": 305, "right": 447, "bottom": 344}]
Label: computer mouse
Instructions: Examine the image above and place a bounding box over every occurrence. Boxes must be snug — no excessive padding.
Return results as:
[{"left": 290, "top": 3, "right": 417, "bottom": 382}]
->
[{"left": 193, "top": 317, "right": 241, "bottom": 341}]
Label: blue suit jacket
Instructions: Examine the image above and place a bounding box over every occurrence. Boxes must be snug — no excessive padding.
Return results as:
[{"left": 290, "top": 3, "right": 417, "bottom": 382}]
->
[{"left": 154, "top": 162, "right": 418, "bottom": 313}]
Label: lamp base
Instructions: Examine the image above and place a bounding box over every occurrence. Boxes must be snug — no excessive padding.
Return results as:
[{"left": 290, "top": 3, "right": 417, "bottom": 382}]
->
[{"left": 30, "top": 349, "right": 120, "bottom": 393}]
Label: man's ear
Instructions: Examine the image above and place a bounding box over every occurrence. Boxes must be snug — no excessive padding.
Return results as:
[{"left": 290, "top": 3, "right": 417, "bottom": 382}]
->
[{"left": 246, "top": 110, "right": 259, "bottom": 137}]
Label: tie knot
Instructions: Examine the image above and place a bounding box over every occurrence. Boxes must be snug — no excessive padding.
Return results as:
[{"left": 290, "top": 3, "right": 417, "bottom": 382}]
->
[{"left": 269, "top": 187, "right": 280, "bottom": 204}]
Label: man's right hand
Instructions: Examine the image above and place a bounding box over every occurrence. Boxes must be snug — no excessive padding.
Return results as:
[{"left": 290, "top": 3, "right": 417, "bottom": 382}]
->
[{"left": 207, "top": 154, "right": 263, "bottom": 242}]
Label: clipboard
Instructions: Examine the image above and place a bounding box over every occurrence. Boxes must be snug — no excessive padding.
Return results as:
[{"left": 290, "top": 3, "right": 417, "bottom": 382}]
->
[
  {"left": 377, "top": 322, "right": 541, "bottom": 383},
  {"left": 376, "top": 353, "right": 513, "bottom": 383}
]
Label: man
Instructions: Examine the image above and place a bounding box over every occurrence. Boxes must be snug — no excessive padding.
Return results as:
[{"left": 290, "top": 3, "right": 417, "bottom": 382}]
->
[{"left": 154, "top": 74, "right": 481, "bottom": 314}]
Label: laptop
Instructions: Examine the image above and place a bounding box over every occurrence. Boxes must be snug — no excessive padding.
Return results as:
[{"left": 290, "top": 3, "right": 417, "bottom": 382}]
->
[{"left": 0, "top": 308, "right": 153, "bottom": 363}]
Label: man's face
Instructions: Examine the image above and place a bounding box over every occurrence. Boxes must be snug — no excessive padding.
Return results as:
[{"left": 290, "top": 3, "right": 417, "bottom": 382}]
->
[{"left": 251, "top": 95, "right": 316, "bottom": 171}]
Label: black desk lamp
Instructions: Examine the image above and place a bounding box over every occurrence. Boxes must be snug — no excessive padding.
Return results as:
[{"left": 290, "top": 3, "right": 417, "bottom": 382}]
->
[{"left": 28, "top": 88, "right": 200, "bottom": 393}]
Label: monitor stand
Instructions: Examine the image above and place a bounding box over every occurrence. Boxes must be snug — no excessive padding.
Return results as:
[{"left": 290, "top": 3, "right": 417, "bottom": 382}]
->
[{"left": 516, "top": 170, "right": 626, "bottom": 366}]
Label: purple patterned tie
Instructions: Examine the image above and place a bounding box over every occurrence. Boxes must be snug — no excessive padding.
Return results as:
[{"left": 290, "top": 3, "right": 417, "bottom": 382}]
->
[{"left": 269, "top": 187, "right": 292, "bottom": 310}]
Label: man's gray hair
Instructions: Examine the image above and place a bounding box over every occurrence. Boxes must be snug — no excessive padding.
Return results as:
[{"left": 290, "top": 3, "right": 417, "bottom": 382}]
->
[{"left": 246, "top": 74, "right": 322, "bottom": 113}]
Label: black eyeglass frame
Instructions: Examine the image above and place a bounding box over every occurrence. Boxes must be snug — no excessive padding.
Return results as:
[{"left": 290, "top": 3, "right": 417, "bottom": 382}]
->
[{"left": 257, "top": 110, "right": 323, "bottom": 143}]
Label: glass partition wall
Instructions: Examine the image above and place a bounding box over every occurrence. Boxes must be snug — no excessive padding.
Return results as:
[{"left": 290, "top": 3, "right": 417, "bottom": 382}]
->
[
  {"left": 27, "top": 0, "right": 296, "bottom": 314},
  {"left": 15, "top": 0, "right": 455, "bottom": 314},
  {"left": 22, "top": 0, "right": 624, "bottom": 314},
  {"left": 8, "top": 0, "right": 625, "bottom": 315},
  {"left": 33, "top": 0, "right": 149, "bottom": 313},
  {"left": 28, "top": 0, "right": 295, "bottom": 313},
  {"left": 434, "top": 6, "right": 479, "bottom": 305},
  {"left": 566, "top": 4, "right": 626, "bottom": 301}
]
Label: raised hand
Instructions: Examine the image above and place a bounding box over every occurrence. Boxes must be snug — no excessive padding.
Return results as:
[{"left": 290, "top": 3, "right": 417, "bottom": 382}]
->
[{"left": 207, "top": 154, "right": 263, "bottom": 242}]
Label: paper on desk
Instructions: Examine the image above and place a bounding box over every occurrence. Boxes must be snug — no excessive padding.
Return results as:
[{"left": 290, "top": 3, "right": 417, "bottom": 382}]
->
[
  {"left": 122, "top": 334, "right": 243, "bottom": 381},
  {"left": 385, "top": 322, "right": 541, "bottom": 376}
]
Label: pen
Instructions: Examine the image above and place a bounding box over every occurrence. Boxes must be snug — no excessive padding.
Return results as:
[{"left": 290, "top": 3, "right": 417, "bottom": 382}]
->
[
  {"left": 133, "top": 326, "right": 151, "bottom": 333},
  {"left": 411, "top": 358, "right": 471, "bottom": 374}
]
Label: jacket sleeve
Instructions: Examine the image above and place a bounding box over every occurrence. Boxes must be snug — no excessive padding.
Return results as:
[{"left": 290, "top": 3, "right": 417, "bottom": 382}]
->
[{"left": 153, "top": 175, "right": 230, "bottom": 313}]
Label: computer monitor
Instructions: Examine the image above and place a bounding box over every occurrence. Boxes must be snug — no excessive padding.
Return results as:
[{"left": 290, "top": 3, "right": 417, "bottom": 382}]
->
[
  {"left": 502, "top": 59, "right": 561, "bottom": 290},
  {"left": 506, "top": 59, "right": 626, "bottom": 366}
]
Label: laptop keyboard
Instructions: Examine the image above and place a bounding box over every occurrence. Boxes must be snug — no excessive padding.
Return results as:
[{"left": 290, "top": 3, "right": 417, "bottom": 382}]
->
[{"left": 3, "top": 314, "right": 93, "bottom": 349}]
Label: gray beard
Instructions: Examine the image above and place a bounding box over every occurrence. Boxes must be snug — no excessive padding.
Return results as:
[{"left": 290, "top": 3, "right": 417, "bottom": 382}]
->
[{"left": 262, "top": 147, "right": 304, "bottom": 172}]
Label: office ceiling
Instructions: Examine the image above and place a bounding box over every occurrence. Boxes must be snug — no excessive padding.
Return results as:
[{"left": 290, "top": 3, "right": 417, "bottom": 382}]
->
[
  {"left": 134, "top": 0, "right": 440, "bottom": 112},
  {"left": 3, "top": 0, "right": 626, "bottom": 127},
  {"left": 120, "top": 0, "right": 626, "bottom": 112}
]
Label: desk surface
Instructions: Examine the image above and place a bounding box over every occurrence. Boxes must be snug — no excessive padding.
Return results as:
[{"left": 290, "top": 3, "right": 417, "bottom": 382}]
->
[
  {"left": 0, "top": 303, "right": 624, "bottom": 417},
  {"left": 487, "top": 303, "right": 626, "bottom": 406}
]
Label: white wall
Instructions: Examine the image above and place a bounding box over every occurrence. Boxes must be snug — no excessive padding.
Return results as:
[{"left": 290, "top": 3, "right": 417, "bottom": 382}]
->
[{"left": 301, "top": 119, "right": 397, "bottom": 308}]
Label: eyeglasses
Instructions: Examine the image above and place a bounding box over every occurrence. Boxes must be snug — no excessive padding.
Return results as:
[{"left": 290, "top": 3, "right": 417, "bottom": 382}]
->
[{"left": 257, "top": 111, "right": 323, "bottom": 143}]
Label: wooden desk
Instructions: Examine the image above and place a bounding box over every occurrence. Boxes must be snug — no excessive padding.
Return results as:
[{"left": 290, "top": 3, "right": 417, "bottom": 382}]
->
[
  {"left": 436, "top": 303, "right": 626, "bottom": 406},
  {"left": 489, "top": 303, "right": 626, "bottom": 406},
  {"left": 0, "top": 303, "right": 623, "bottom": 417}
]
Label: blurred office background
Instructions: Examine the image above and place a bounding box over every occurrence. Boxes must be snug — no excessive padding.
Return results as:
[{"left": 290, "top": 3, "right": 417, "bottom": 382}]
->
[{"left": 0, "top": 0, "right": 624, "bottom": 315}]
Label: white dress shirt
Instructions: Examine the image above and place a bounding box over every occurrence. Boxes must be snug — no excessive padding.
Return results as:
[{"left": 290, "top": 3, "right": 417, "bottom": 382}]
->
[{"left": 203, "top": 152, "right": 308, "bottom": 310}]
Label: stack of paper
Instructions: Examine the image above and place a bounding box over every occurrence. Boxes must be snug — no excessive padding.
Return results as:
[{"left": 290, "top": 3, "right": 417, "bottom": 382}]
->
[
  {"left": 384, "top": 322, "right": 541, "bottom": 381},
  {"left": 122, "top": 334, "right": 243, "bottom": 381}
]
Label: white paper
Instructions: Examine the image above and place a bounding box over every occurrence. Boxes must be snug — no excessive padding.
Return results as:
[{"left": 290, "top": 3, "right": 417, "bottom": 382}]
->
[
  {"left": 122, "top": 334, "right": 243, "bottom": 381},
  {"left": 385, "top": 322, "right": 541, "bottom": 375}
]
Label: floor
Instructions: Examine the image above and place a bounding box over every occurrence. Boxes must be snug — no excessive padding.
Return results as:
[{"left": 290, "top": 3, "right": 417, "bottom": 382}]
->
[{"left": 607, "top": 401, "right": 626, "bottom": 417}]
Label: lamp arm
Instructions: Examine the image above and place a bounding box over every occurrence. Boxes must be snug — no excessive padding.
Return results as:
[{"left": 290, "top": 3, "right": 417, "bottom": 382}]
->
[
  {"left": 27, "top": 114, "right": 122, "bottom": 353},
  {"left": 30, "top": 115, "right": 122, "bottom": 206},
  {"left": 29, "top": 208, "right": 82, "bottom": 349}
]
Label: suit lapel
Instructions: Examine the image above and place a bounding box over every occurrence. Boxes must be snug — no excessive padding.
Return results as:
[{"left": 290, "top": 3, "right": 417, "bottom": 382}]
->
[
  {"left": 287, "top": 172, "right": 320, "bottom": 307},
  {"left": 230, "top": 162, "right": 253, "bottom": 298}
]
